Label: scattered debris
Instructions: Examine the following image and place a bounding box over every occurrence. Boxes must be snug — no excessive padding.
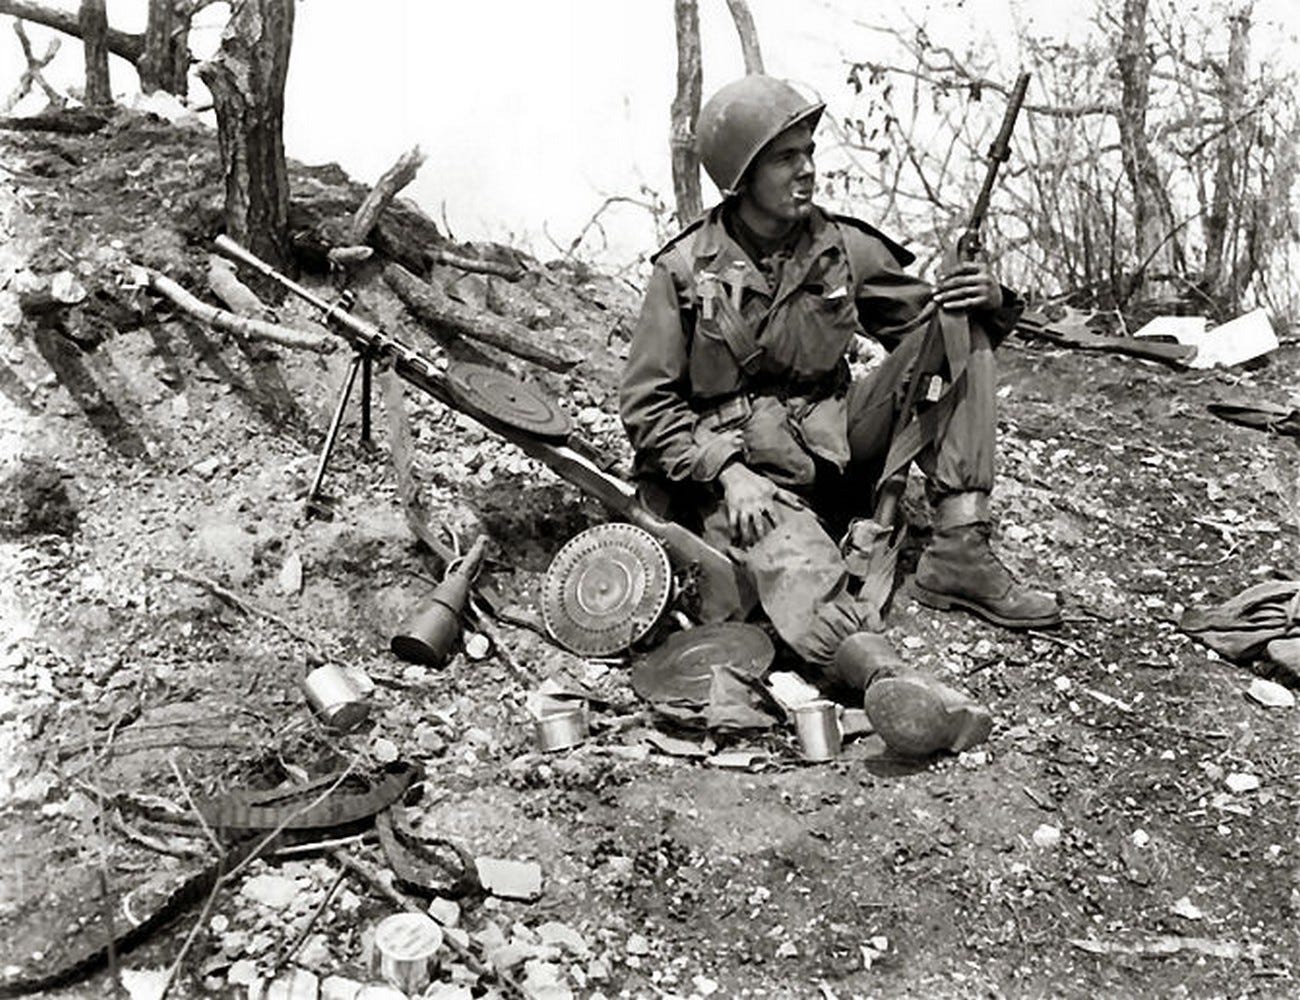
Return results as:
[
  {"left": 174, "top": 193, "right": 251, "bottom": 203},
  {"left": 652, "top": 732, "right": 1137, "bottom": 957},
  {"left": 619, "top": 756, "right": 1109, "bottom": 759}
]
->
[
  {"left": 1245, "top": 677, "right": 1295, "bottom": 709},
  {"left": 279, "top": 551, "right": 304, "bottom": 595},
  {"left": 1224, "top": 773, "right": 1261, "bottom": 794},
  {"left": 1170, "top": 896, "right": 1205, "bottom": 921},
  {"left": 473, "top": 858, "right": 542, "bottom": 901},
  {"left": 1068, "top": 936, "right": 1264, "bottom": 961},
  {"left": 1032, "top": 824, "right": 1062, "bottom": 849}
]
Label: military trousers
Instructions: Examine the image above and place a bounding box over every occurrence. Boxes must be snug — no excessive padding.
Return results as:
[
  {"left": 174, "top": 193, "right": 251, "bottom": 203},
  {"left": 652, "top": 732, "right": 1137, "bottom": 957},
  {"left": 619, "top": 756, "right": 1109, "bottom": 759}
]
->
[{"left": 694, "top": 316, "right": 1001, "bottom": 664}]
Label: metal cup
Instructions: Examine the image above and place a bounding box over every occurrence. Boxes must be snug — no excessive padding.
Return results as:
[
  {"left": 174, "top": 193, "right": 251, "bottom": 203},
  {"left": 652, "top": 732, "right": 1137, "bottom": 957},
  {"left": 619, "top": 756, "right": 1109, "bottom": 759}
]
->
[
  {"left": 793, "top": 699, "right": 842, "bottom": 761},
  {"left": 302, "top": 663, "right": 370, "bottom": 732},
  {"left": 374, "top": 911, "right": 443, "bottom": 994},
  {"left": 534, "top": 706, "right": 588, "bottom": 752}
]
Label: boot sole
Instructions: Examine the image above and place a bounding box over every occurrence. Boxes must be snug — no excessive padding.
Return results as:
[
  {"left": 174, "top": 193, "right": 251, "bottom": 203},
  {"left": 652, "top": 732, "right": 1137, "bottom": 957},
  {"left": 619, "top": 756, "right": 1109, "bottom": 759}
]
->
[
  {"left": 911, "top": 582, "right": 1062, "bottom": 630},
  {"left": 863, "top": 677, "right": 993, "bottom": 757}
]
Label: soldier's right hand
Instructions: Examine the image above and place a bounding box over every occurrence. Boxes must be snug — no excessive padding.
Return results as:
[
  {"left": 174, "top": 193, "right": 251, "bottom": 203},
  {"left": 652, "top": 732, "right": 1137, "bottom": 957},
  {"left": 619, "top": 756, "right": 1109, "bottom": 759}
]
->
[{"left": 717, "top": 462, "right": 802, "bottom": 546}]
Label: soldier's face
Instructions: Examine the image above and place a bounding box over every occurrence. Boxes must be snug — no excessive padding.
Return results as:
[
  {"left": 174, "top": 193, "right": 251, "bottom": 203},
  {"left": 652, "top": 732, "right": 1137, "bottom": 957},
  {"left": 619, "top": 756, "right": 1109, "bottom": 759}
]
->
[{"left": 742, "top": 123, "right": 816, "bottom": 227}]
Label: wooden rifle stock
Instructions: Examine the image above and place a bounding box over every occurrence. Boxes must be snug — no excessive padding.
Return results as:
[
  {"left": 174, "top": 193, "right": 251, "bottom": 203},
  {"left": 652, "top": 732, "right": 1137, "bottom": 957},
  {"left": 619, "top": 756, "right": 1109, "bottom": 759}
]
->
[{"left": 214, "top": 236, "right": 754, "bottom": 623}]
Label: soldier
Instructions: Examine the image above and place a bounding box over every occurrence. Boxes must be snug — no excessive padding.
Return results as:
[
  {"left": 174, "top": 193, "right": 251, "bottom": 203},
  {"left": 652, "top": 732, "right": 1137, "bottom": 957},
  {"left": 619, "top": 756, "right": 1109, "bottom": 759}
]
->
[{"left": 619, "top": 75, "right": 1061, "bottom": 757}]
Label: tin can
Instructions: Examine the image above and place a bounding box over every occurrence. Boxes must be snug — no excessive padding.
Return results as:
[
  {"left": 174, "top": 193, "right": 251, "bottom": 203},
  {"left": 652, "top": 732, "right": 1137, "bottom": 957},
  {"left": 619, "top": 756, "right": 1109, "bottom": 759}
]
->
[
  {"left": 792, "top": 699, "right": 841, "bottom": 761},
  {"left": 302, "top": 663, "right": 370, "bottom": 732},
  {"left": 374, "top": 911, "right": 443, "bottom": 994},
  {"left": 534, "top": 706, "right": 588, "bottom": 752}
]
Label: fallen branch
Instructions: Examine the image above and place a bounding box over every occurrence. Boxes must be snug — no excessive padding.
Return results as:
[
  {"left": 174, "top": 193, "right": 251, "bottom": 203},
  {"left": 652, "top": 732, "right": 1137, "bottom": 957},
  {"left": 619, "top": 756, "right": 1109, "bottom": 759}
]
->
[
  {"left": 207, "top": 254, "right": 270, "bottom": 318},
  {"left": 348, "top": 145, "right": 426, "bottom": 246},
  {"left": 384, "top": 262, "right": 580, "bottom": 373},
  {"left": 106, "top": 812, "right": 205, "bottom": 859},
  {"left": 145, "top": 268, "right": 335, "bottom": 353},
  {"left": 1069, "top": 935, "right": 1263, "bottom": 961},
  {"left": 0, "top": 0, "right": 146, "bottom": 63},
  {"left": 2, "top": 18, "right": 61, "bottom": 113},
  {"left": 429, "top": 248, "right": 525, "bottom": 282},
  {"left": 155, "top": 566, "right": 338, "bottom": 659},
  {"left": 0, "top": 110, "right": 108, "bottom": 134}
]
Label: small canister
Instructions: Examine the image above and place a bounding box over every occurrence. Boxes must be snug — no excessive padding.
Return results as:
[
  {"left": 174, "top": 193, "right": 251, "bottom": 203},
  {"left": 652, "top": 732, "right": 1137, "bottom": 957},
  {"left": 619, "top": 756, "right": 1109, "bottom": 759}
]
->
[
  {"left": 792, "top": 699, "right": 842, "bottom": 761},
  {"left": 302, "top": 663, "right": 370, "bottom": 732},
  {"left": 534, "top": 706, "right": 588, "bottom": 753},
  {"left": 374, "top": 911, "right": 443, "bottom": 994}
]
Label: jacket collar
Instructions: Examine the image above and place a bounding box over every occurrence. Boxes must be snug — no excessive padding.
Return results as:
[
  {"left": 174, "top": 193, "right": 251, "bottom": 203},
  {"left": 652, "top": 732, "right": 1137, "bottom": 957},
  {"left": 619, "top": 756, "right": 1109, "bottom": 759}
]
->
[{"left": 692, "top": 203, "right": 845, "bottom": 304}]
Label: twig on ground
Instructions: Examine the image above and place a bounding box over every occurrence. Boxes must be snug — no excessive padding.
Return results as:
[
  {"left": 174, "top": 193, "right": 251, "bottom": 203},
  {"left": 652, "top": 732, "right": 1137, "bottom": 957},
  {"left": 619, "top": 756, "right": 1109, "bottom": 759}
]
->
[
  {"left": 471, "top": 613, "right": 532, "bottom": 685},
  {"left": 168, "top": 756, "right": 223, "bottom": 853},
  {"left": 1026, "top": 629, "right": 1090, "bottom": 657},
  {"left": 282, "top": 867, "right": 348, "bottom": 970},
  {"left": 155, "top": 566, "right": 336, "bottom": 660},
  {"left": 106, "top": 812, "right": 204, "bottom": 859},
  {"left": 157, "top": 858, "right": 225, "bottom": 1000},
  {"left": 272, "top": 832, "right": 373, "bottom": 859},
  {"left": 429, "top": 248, "right": 526, "bottom": 281},
  {"left": 86, "top": 715, "right": 123, "bottom": 998}
]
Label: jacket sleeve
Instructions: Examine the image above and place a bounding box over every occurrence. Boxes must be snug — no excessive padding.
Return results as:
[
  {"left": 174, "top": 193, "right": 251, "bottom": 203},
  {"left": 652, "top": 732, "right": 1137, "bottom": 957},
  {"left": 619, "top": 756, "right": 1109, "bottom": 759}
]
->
[
  {"left": 847, "top": 230, "right": 1023, "bottom": 350},
  {"left": 619, "top": 262, "right": 741, "bottom": 482},
  {"left": 845, "top": 231, "right": 935, "bottom": 351}
]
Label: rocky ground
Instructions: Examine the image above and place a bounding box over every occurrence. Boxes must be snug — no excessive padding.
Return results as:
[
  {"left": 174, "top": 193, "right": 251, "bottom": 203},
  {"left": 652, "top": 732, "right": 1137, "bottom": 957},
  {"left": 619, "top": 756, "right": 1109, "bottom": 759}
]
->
[{"left": 0, "top": 111, "right": 1297, "bottom": 1000}]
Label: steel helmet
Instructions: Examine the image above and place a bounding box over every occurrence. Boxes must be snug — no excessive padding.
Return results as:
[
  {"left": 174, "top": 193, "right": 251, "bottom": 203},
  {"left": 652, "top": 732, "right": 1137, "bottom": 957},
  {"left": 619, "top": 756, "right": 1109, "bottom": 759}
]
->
[{"left": 696, "top": 75, "right": 825, "bottom": 196}]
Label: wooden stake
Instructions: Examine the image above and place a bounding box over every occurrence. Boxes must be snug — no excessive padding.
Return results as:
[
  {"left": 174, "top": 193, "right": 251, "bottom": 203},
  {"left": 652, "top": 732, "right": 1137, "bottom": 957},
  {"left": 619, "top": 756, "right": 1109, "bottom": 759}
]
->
[{"left": 348, "top": 146, "right": 426, "bottom": 246}]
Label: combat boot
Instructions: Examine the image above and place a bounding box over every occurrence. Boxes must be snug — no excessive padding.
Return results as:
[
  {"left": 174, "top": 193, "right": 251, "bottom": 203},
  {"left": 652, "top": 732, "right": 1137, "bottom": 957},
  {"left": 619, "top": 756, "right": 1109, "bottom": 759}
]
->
[
  {"left": 914, "top": 492, "right": 1061, "bottom": 629},
  {"left": 863, "top": 674, "right": 993, "bottom": 757},
  {"left": 829, "top": 632, "right": 993, "bottom": 757}
]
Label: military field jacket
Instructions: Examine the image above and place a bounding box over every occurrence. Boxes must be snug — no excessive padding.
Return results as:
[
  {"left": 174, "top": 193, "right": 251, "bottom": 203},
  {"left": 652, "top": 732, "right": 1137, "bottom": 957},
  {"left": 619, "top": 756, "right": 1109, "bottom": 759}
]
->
[{"left": 619, "top": 204, "right": 1019, "bottom": 485}]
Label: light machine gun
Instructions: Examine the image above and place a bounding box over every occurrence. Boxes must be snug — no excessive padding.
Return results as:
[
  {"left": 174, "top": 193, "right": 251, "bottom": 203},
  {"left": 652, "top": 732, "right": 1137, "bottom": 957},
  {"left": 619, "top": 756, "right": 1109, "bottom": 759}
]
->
[{"left": 214, "top": 236, "right": 754, "bottom": 625}]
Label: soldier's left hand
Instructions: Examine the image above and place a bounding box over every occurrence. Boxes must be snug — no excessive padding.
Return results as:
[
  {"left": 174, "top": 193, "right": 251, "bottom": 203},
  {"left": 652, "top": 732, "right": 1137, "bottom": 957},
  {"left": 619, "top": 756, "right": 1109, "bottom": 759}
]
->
[{"left": 935, "top": 262, "right": 1003, "bottom": 312}]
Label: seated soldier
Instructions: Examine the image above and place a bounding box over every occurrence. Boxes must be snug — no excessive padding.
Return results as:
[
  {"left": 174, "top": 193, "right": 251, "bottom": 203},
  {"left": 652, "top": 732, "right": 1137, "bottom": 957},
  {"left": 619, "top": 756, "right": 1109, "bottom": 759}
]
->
[{"left": 619, "top": 75, "right": 1060, "bottom": 757}]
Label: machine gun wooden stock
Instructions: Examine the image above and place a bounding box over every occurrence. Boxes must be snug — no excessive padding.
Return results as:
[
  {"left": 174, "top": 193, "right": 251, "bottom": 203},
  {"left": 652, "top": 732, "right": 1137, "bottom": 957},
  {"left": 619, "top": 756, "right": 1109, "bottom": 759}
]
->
[{"left": 214, "top": 236, "right": 754, "bottom": 624}]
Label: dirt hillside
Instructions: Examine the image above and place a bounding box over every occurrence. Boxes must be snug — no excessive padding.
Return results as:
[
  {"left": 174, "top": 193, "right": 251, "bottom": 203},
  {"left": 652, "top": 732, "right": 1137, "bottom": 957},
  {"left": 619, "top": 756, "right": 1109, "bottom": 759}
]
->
[{"left": 0, "top": 110, "right": 1297, "bottom": 1000}]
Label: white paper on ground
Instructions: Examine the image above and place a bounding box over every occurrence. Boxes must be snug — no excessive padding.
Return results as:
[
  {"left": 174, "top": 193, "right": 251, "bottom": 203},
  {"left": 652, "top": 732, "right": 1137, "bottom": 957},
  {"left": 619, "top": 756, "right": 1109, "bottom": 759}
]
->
[
  {"left": 1189, "top": 309, "right": 1278, "bottom": 368},
  {"left": 1133, "top": 309, "right": 1277, "bottom": 368},
  {"left": 1133, "top": 315, "right": 1208, "bottom": 342}
]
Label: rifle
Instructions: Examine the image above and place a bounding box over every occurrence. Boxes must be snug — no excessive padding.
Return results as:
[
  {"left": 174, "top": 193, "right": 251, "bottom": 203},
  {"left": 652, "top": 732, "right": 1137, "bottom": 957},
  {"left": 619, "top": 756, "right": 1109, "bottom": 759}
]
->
[
  {"left": 957, "top": 71, "right": 1030, "bottom": 263},
  {"left": 857, "top": 73, "right": 1032, "bottom": 618},
  {"left": 213, "top": 235, "right": 755, "bottom": 625}
]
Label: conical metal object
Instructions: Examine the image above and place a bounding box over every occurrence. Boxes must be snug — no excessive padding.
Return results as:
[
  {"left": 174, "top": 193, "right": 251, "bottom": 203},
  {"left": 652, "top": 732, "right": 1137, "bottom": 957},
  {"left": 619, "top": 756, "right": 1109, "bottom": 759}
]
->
[{"left": 391, "top": 536, "right": 486, "bottom": 668}]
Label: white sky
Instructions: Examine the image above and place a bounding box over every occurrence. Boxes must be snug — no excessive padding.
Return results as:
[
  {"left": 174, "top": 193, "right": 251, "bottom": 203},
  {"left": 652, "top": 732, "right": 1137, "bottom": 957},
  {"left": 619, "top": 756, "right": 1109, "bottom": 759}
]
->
[{"left": 3, "top": 1, "right": 1297, "bottom": 267}]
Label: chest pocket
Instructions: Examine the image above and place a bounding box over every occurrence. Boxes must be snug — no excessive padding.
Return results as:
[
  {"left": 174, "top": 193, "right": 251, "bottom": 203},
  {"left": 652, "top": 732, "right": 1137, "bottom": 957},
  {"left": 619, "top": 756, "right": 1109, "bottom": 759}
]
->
[{"left": 765, "top": 263, "right": 864, "bottom": 382}]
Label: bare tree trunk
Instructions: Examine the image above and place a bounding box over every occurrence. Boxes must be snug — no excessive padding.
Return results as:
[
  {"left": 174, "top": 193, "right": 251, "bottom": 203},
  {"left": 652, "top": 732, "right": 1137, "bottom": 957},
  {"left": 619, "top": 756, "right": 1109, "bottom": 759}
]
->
[
  {"left": 725, "top": 0, "right": 764, "bottom": 75},
  {"left": 78, "top": 0, "right": 110, "bottom": 107},
  {"left": 198, "top": 0, "right": 294, "bottom": 270},
  {"left": 0, "top": 0, "right": 144, "bottom": 63},
  {"left": 137, "top": 0, "right": 172, "bottom": 92},
  {"left": 1114, "top": 0, "right": 1182, "bottom": 300},
  {"left": 138, "top": 0, "right": 189, "bottom": 95},
  {"left": 1202, "top": 6, "right": 1252, "bottom": 314},
  {"left": 670, "top": 0, "right": 703, "bottom": 225}
]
